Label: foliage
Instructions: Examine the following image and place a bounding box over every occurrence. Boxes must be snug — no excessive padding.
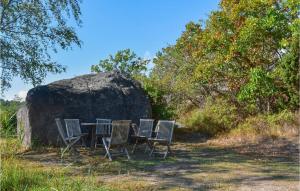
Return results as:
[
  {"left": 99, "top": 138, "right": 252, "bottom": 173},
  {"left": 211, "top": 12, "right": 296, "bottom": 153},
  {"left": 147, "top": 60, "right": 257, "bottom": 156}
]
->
[
  {"left": 182, "top": 98, "right": 239, "bottom": 136},
  {"left": 91, "top": 49, "right": 174, "bottom": 119},
  {"left": 0, "top": 99, "right": 23, "bottom": 137},
  {"left": 230, "top": 110, "right": 298, "bottom": 139},
  {"left": 91, "top": 49, "right": 150, "bottom": 77},
  {"left": 0, "top": 137, "right": 22, "bottom": 156},
  {"left": 152, "top": 0, "right": 300, "bottom": 115},
  {"left": 238, "top": 67, "right": 277, "bottom": 113},
  {"left": 0, "top": 0, "right": 82, "bottom": 91},
  {"left": 138, "top": 75, "right": 176, "bottom": 120},
  {"left": 152, "top": 22, "right": 204, "bottom": 108}
]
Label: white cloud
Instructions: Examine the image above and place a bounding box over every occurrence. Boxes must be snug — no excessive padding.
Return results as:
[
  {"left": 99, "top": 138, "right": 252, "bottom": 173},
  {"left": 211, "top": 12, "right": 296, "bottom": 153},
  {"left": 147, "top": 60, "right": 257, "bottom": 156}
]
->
[
  {"left": 16, "top": 90, "right": 28, "bottom": 101},
  {"left": 143, "top": 51, "right": 152, "bottom": 60},
  {"left": 143, "top": 51, "right": 155, "bottom": 74}
]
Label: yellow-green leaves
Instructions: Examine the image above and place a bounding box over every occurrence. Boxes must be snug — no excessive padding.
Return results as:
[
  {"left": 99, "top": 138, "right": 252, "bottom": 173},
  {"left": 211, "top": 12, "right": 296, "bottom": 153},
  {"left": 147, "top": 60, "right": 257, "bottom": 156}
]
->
[{"left": 151, "top": 0, "right": 299, "bottom": 114}]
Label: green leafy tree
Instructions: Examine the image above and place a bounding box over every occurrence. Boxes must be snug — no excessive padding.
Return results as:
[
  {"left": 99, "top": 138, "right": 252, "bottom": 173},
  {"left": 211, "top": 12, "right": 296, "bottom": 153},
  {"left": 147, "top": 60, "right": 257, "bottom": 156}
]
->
[
  {"left": 91, "top": 49, "right": 150, "bottom": 77},
  {"left": 91, "top": 49, "right": 176, "bottom": 119},
  {"left": 139, "top": 75, "right": 176, "bottom": 120},
  {"left": 152, "top": 0, "right": 300, "bottom": 114},
  {"left": 152, "top": 22, "right": 205, "bottom": 111},
  {"left": 0, "top": 0, "right": 82, "bottom": 91},
  {"left": 274, "top": 0, "right": 300, "bottom": 110},
  {"left": 238, "top": 67, "right": 277, "bottom": 113}
]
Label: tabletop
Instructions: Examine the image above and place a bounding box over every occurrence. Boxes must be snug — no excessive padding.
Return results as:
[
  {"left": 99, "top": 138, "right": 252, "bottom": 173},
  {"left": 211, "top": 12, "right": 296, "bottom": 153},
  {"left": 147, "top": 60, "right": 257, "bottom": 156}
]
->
[
  {"left": 81, "top": 122, "right": 112, "bottom": 126},
  {"left": 81, "top": 123, "right": 97, "bottom": 126}
]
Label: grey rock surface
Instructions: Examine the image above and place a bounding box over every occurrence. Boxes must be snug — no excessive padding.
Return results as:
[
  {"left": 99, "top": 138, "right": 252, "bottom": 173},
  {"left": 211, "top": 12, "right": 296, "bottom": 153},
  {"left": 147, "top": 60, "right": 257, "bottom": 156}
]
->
[{"left": 17, "top": 72, "right": 152, "bottom": 147}]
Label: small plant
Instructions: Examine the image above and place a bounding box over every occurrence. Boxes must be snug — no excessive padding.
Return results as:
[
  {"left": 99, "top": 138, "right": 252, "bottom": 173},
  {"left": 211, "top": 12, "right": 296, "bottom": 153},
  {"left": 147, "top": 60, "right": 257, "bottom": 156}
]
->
[
  {"left": 182, "top": 98, "right": 239, "bottom": 136},
  {"left": 0, "top": 99, "right": 23, "bottom": 137},
  {"left": 0, "top": 110, "right": 17, "bottom": 137},
  {"left": 229, "top": 110, "right": 298, "bottom": 139}
]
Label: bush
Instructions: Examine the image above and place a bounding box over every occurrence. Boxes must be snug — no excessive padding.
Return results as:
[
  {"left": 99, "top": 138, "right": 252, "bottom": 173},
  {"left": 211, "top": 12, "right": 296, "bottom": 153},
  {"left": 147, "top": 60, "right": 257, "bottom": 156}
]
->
[
  {"left": 0, "top": 110, "right": 17, "bottom": 137},
  {"left": 182, "top": 98, "right": 239, "bottom": 136},
  {"left": 230, "top": 110, "right": 298, "bottom": 139},
  {"left": 139, "top": 76, "right": 176, "bottom": 120},
  {"left": 0, "top": 99, "right": 23, "bottom": 137}
]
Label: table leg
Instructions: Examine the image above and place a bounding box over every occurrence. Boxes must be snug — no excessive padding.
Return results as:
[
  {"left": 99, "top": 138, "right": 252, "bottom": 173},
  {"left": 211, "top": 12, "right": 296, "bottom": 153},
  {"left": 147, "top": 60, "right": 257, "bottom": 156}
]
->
[
  {"left": 90, "top": 127, "right": 96, "bottom": 151},
  {"left": 146, "top": 139, "right": 153, "bottom": 152}
]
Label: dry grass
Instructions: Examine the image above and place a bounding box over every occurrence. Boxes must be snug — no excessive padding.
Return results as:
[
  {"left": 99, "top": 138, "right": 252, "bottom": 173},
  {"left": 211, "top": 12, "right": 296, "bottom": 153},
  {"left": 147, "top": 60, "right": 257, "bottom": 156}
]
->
[{"left": 1, "top": 129, "right": 299, "bottom": 191}]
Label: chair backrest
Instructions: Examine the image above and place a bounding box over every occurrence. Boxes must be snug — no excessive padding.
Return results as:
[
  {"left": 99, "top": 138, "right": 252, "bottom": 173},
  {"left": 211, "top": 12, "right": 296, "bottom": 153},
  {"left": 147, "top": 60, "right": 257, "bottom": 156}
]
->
[
  {"left": 138, "top": 119, "right": 154, "bottom": 138},
  {"left": 55, "top": 118, "right": 67, "bottom": 144},
  {"left": 96, "top": 118, "right": 111, "bottom": 135},
  {"left": 64, "top": 119, "right": 82, "bottom": 137},
  {"left": 155, "top": 120, "right": 175, "bottom": 144},
  {"left": 110, "top": 120, "right": 131, "bottom": 146}
]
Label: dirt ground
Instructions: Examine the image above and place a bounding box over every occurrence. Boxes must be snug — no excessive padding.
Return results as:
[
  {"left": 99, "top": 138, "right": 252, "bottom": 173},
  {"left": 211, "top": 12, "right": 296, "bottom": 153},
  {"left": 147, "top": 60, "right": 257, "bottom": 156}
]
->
[{"left": 19, "top": 134, "right": 299, "bottom": 191}]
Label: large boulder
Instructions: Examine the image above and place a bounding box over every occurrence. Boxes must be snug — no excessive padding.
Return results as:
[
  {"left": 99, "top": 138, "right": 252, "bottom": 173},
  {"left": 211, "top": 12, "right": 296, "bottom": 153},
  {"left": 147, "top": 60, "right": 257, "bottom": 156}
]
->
[{"left": 17, "top": 72, "right": 152, "bottom": 148}]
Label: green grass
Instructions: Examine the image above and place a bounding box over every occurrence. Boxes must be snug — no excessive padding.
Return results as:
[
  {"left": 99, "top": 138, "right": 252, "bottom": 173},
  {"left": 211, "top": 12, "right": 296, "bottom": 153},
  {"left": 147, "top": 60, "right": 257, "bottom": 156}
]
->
[
  {"left": 1, "top": 136, "right": 298, "bottom": 191},
  {"left": 1, "top": 157, "right": 113, "bottom": 191},
  {"left": 1, "top": 161, "right": 113, "bottom": 191},
  {"left": 0, "top": 139, "right": 114, "bottom": 191}
]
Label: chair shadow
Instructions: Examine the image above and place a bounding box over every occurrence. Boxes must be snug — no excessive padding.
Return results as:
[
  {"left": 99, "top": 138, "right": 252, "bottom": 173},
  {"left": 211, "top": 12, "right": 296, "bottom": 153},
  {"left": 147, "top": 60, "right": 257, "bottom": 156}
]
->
[{"left": 19, "top": 137, "right": 299, "bottom": 191}]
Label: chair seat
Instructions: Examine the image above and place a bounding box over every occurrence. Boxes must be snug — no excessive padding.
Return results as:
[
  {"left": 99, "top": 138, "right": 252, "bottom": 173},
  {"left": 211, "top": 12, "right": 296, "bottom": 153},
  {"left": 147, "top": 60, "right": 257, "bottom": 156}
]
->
[
  {"left": 65, "top": 136, "right": 81, "bottom": 141},
  {"left": 96, "top": 133, "right": 110, "bottom": 137},
  {"left": 103, "top": 137, "right": 111, "bottom": 142},
  {"left": 131, "top": 135, "right": 147, "bottom": 138},
  {"left": 148, "top": 138, "right": 169, "bottom": 143}
]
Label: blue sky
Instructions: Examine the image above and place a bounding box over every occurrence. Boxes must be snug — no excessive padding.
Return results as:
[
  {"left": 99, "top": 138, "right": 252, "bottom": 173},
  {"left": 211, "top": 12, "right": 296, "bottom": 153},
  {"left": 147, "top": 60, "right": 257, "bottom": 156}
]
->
[{"left": 4, "top": 0, "right": 220, "bottom": 100}]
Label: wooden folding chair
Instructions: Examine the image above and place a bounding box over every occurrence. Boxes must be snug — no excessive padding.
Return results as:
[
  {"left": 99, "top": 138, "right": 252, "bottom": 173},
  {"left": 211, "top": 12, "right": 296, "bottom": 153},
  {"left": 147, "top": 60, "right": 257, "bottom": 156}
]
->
[
  {"left": 95, "top": 119, "right": 111, "bottom": 148},
  {"left": 102, "top": 120, "right": 131, "bottom": 161},
  {"left": 55, "top": 118, "right": 81, "bottom": 158},
  {"left": 131, "top": 119, "right": 154, "bottom": 153},
  {"left": 148, "top": 120, "right": 175, "bottom": 159}
]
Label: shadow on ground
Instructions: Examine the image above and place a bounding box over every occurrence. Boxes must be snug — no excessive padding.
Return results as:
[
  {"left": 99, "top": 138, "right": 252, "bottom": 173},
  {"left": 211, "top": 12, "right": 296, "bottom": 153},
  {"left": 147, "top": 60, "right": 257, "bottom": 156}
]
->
[{"left": 20, "top": 135, "right": 299, "bottom": 191}]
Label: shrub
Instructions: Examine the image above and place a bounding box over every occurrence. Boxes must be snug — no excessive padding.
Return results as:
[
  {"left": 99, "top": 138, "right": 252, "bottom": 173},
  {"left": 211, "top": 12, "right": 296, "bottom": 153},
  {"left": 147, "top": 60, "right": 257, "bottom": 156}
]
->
[
  {"left": 230, "top": 110, "right": 298, "bottom": 139},
  {"left": 139, "top": 76, "right": 176, "bottom": 120},
  {"left": 0, "top": 110, "right": 17, "bottom": 137},
  {"left": 0, "top": 100, "right": 23, "bottom": 137},
  {"left": 182, "top": 98, "right": 239, "bottom": 136}
]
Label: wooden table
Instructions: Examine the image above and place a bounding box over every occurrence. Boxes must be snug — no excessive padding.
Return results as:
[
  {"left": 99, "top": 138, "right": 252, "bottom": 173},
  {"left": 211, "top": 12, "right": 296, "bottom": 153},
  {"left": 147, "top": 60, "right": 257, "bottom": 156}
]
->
[
  {"left": 81, "top": 123, "right": 97, "bottom": 150},
  {"left": 81, "top": 122, "right": 135, "bottom": 150}
]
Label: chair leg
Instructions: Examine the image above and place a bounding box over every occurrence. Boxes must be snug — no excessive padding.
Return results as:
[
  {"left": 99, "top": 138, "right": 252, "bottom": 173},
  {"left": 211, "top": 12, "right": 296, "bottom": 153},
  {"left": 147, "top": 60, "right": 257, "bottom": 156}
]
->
[
  {"left": 163, "top": 145, "right": 169, "bottom": 159},
  {"left": 149, "top": 143, "right": 155, "bottom": 157},
  {"left": 124, "top": 147, "right": 131, "bottom": 160},
  {"left": 132, "top": 139, "right": 138, "bottom": 153},
  {"left": 61, "top": 145, "right": 76, "bottom": 158},
  {"left": 145, "top": 140, "right": 152, "bottom": 153},
  {"left": 56, "top": 136, "right": 60, "bottom": 146},
  {"left": 61, "top": 137, "right": 81, "bottom": 158},
  {"left": 94, "top": 137, "right": 98, "bottom": 149},
  {"left": 144, "top": 144, "right": 149, "bottom": 153},
  {"left": 81, "top": 137, "right": 85, "bottom": 147},
  {"left": 167, "top": 145, "right": 172, "bottom": 154},
  {"left": 102, "top": 138, "right": 112, "bottom": 161},
  {"left": 61, "top": 146, "right": 70, "bottom": 158}
]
